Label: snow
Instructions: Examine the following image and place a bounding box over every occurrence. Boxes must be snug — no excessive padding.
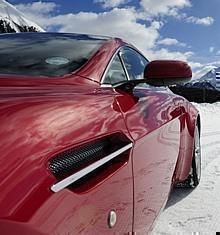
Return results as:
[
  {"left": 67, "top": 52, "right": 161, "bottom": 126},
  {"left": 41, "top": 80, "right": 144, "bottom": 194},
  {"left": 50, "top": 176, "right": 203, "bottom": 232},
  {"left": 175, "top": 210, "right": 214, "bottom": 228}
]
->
[
  {"left": 0, "top": 0, "right": 43, "bottom": 32},
  {"left": 152, "top": 102, "right": 220, "bottom": 234}
]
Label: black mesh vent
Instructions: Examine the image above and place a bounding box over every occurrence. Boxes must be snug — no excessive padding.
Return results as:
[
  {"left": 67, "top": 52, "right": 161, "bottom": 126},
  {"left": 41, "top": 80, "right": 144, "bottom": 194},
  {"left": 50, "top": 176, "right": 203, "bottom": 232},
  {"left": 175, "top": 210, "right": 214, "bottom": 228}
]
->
[{"left": 49, "top": 138, "right": 111, "bottom": 179}]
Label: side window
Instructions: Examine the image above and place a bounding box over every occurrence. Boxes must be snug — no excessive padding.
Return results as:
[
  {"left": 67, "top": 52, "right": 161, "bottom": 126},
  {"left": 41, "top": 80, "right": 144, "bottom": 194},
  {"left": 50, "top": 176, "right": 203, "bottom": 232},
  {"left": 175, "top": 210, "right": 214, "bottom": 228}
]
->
[
  {"left": 120, "top": 47, "right": 149, "bottom": 80},
  {"left": 103, "top": 54, "right": 127, "bottom": 84}
]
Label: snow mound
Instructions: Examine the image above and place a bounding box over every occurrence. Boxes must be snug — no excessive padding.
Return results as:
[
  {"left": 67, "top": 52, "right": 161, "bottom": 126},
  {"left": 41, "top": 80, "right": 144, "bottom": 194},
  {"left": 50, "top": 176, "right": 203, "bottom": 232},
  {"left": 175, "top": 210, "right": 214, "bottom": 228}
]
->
[{"left": 193, "top": 102, "right": 220, "bottom": 117}]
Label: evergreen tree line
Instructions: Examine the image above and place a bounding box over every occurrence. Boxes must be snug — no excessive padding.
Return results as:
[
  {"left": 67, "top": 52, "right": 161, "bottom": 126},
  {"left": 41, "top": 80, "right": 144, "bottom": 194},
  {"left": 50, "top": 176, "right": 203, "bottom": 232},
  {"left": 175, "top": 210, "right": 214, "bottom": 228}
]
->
[{"left": 0, "top": 19, "right": 38, "bottom": 33}]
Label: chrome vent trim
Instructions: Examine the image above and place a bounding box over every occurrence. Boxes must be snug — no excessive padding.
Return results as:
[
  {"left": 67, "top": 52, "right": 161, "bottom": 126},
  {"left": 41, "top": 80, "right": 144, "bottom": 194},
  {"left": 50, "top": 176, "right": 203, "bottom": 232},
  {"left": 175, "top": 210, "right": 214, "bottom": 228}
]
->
[{"left": 51, "top": 143, "right": 133, "bottom": 193}]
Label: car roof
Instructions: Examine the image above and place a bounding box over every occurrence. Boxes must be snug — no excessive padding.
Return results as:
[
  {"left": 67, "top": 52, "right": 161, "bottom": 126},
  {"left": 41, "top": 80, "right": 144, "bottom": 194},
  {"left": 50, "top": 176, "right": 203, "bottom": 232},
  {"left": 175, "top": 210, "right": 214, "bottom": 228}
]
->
[
  {"left": 0, "top": 32, "right": 113, "bottom": 41},
  {"left": 0, "top": 32, "right": 127, "bottom": 83}
]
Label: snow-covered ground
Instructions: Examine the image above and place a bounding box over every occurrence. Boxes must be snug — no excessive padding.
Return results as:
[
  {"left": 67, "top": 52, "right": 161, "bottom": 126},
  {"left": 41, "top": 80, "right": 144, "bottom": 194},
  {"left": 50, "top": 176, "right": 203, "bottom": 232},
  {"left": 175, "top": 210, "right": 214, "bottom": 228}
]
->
[{"left": 152, "top": 102, "right": 220, "bottom": 234}]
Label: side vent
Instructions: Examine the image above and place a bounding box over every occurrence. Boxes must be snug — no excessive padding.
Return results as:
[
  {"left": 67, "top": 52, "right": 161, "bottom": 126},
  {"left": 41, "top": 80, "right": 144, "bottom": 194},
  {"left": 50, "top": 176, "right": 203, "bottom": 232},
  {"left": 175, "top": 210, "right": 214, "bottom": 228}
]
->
[
  {"left": 49, "top": 133, "right": 132, "bottom": 193},
  {"left": 49, "top": 139, "right": 110, "bottom": 180}
]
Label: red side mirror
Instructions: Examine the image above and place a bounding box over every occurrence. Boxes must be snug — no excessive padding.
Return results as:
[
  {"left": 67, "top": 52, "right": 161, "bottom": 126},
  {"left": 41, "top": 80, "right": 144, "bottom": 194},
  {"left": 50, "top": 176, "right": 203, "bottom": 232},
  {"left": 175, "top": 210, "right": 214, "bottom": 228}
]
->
[{"left": 144, "top": 60, "right": 192, "bottom": 86}]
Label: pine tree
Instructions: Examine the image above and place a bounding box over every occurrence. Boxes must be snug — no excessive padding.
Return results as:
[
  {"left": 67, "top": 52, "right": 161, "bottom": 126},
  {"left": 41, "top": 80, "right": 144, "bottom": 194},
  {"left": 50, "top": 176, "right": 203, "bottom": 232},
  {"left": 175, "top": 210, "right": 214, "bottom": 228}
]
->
[
  {"left": 0, "top": 20, "right": 39, "bottom": 33},
  {"left": 0, "top": 20, "right": 16, "bottom": 33},
  {"left": 13, "top": 22, "right": 38, "bottom": 32}
]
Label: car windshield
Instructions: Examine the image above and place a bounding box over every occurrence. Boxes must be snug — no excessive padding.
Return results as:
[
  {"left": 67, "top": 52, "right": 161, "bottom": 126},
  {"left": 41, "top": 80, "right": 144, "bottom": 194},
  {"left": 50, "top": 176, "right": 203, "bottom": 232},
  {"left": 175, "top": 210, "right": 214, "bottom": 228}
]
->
[{"left": 0, "top": 33, "right": 108, "bottom": 77}]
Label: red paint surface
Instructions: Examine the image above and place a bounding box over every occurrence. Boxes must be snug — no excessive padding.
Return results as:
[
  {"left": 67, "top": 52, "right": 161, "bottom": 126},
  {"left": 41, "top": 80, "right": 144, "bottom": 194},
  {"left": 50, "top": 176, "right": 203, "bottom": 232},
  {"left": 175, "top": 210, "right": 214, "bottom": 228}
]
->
[
  {"left": 145, "top": 60, "right": 192, "bottom": 79},
  {"left": 0, "top": 35, "right": 199, "bottom": 234}
]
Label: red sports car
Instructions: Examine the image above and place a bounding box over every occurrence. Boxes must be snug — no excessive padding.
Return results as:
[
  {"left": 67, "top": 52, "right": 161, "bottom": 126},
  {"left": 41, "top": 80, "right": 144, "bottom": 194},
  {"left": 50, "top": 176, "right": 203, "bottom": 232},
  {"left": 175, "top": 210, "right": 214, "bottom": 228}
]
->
[{"left": 0, "top": 33, "right": 201, "bottom": 234}]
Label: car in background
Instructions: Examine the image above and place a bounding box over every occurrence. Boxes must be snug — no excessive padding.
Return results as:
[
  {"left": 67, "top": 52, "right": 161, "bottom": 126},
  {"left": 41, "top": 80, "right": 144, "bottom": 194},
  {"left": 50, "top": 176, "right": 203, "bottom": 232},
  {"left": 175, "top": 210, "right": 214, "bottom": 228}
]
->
[{"left": 0, "top": 32, "right": 201, "bottom": 234}]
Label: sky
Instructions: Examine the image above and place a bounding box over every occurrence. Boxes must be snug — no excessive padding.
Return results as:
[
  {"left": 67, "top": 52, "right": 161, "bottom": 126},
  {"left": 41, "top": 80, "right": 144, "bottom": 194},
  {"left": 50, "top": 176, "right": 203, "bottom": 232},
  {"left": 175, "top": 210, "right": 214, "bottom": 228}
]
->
[{"left": 7, "top": 0, "right": 220, "bottom": 79}]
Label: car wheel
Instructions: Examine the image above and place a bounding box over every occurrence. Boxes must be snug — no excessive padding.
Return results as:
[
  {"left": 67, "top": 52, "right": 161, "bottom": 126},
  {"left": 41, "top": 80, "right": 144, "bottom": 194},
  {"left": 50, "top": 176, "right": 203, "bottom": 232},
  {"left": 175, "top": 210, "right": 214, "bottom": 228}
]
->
[{"left": 176, "top": 123, "right": 201, "bottom": 188}]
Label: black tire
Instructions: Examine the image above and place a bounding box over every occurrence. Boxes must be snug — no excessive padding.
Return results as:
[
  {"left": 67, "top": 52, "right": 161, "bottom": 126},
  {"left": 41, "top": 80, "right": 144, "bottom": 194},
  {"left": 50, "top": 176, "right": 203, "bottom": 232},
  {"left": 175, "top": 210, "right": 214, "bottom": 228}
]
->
[{"left": 176, "top": 123, "right": 201, "bottom": 188}]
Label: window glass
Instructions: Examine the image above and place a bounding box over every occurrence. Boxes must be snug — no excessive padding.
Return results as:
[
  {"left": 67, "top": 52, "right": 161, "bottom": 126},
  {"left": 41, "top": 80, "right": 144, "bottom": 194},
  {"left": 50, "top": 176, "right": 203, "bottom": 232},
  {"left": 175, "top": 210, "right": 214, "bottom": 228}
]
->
[
  {"left": 104, "top": 54, "right": 127, "bottom": 84},
  {"left": 0, "top": 33, "right": 107, "bottom": 77},
  {"left": 120, "top": 47, "right": 149, "bottom": 80}
]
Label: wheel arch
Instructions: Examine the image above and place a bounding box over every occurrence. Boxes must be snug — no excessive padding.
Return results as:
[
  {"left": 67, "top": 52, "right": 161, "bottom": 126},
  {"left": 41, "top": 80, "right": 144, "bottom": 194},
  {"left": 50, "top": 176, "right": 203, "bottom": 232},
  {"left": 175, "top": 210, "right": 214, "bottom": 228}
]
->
[{"left": 173, "top": 112, "right": 200, "bottom": 184}]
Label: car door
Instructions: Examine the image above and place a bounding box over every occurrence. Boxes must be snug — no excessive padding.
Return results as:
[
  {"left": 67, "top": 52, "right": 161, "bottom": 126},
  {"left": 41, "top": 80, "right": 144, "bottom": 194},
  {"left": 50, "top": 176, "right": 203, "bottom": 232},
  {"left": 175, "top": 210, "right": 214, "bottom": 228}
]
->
[
  {"left": 116, "top": 47, "right": 184, "bottom": 233},
  {"left": 2, "top": 83, "right": 135, "bottom": 233}
]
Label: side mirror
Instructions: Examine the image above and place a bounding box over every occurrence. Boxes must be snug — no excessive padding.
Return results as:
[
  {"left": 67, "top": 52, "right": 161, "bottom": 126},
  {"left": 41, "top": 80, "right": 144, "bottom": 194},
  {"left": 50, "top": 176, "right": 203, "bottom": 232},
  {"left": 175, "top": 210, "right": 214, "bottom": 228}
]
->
[{"left": 144, "top": 60, "right": 192, "bottom": 86}]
